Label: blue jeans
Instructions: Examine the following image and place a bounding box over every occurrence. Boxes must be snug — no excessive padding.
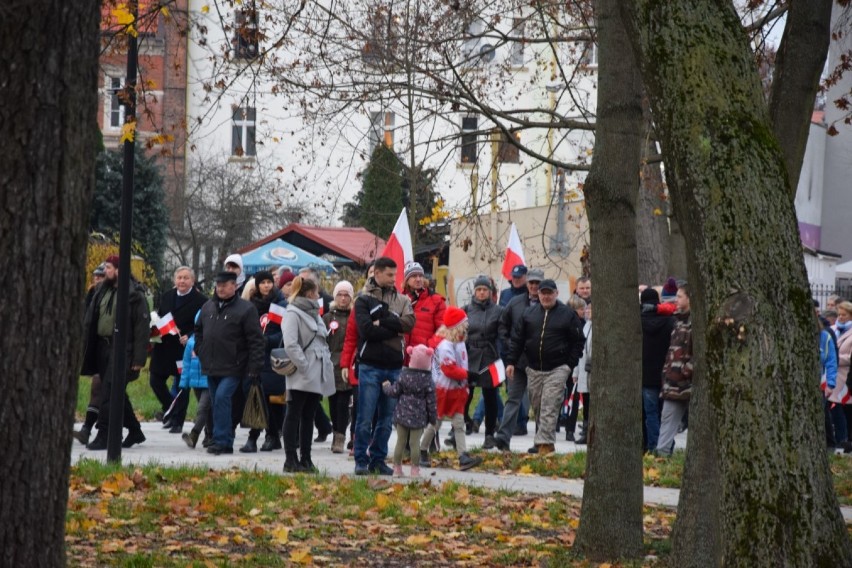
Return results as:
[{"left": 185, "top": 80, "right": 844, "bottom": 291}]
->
[
  {"left": 642, "top": 386, "right": 661, "bottom": 451},
  {"left": 354, "top": 364, "right": 399, "bottom": 467},
  {"left": 208, "top": 376, "right": 241, "bottom": 449}
]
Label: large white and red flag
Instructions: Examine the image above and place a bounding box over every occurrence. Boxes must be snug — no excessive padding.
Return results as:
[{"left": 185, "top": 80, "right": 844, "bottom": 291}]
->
[
  {"left": 501, "top": 223, "right": 526, "bottom": 280},
  {"left": 157, "top": 312, "right": 178, "bottom": 336},
  {"left": 268, "top": 303, "right": 285, "bottom": 325},
  {"left": 380, "top": 208, "right": 414, "bottom": 291}
]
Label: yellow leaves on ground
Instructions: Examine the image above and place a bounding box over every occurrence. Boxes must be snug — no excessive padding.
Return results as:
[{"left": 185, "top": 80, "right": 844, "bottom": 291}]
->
[
  {"left": 289, "top": 548, "right": 313, "bottom": 564},
  {"left": 272, "top": 526, "right": 289, "bottom": 545},
  {"left": 375, "top": 493, "right": 390, "bottom": 510},
  {"left": 518, "top": 464, "right": 534, "bottom": 475}
]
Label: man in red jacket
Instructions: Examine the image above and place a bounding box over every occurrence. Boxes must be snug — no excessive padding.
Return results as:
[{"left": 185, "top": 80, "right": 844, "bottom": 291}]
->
[{"left": 402, "top": 262, "right": 447, "bottom": 362}]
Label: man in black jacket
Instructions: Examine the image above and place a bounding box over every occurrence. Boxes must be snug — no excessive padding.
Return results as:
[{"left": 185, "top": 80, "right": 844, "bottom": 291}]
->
[
  {"left": 352, "top": 257, "right": 415, "bottom": 475},
  {"left": 505, "top": 279, "right": 585, "bottom": 454},
  {"left": 494, "top": 268, "right": 543, "bottom": 451},
  {"left": 150, "top": 266, "right": 207, "bottom": 432},
  {"left": 640, "top": 287, "right": 674, "bottom": 452},
  {"left": 80, "top": 255, "right": 151, "bottom": 450},
  {"left": 194, "top": 272, "right": 265, "bottom": 455}
]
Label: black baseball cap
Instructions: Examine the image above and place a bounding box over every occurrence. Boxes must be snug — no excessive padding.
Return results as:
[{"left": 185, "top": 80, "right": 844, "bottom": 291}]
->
[
  {"left": 214, "top": 271, "right": 237, "bottom": 283},
  {"left": 538, "top": 279, "right": 557, "bottom": 291}
]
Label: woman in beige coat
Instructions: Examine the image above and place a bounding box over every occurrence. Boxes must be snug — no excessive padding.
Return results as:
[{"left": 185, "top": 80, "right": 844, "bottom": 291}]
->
[{"left": 831, "top": 302, "right": 852, "bottom": 429}]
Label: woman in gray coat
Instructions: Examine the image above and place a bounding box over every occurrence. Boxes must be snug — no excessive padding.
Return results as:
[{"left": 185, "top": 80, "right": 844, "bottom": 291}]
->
[{"left": 281, "top": 276, "right": 335, "bottom": 473}]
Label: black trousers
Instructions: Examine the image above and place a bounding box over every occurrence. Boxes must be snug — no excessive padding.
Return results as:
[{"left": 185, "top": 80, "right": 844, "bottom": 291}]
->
[
  {"left": 329, "top": 390, "right": 353, "bottom": 434},
  {"left": 149, "top": 370, "right": 176, "bottom": 413},
  {"left": 94, "top": 338, "right": 141, "bottom": 434},
  {"left": 283, "top": 390, "right": 321, "bottom": 458}
]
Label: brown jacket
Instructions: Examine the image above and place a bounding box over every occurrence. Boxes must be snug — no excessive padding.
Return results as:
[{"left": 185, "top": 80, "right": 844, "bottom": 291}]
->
[{"left": 661, "top": 310, "right": 692, "bottom": 400}]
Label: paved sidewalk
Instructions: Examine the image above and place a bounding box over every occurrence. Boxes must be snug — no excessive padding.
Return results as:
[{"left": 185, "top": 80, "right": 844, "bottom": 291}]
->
[{"left": 70, "top": 420, "right": 851, "bottom": 522}]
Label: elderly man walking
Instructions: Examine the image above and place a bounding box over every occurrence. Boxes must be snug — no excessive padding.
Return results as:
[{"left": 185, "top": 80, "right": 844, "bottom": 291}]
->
[
  {"left": 194, "top": 272, "right": 266, "bottom": 455},
  {"left": 505, "top": 279, "right": 585, "bottom": 454}
]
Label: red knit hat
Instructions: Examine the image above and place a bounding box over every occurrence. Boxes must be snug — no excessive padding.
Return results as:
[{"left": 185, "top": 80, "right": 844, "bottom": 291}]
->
[
  {"left": 443, "top": 306, "right": 468, "bottom": 329},
  {"left": 105, "top": 255, "right": 120, "bottom": 267}
]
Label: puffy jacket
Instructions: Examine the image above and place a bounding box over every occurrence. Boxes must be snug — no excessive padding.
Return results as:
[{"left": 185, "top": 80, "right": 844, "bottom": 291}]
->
[
  {"left": 403, "top": 288, "right": 446, "bottom": 361},
  {"left": 383, "top": 367, "right": 437, "bottom": 429},
  {"left": 340, "top": 308, "right": 360, "bottom": 385},
  {"left": 831, "top": 322, "right": 852, "bottom": 403},
  {"left": 354, "top": 278, "right": 415, "bottom": 369},
  {"left": 661, "top": 310, "right": 693, "bottom": 400},
  {"left": 432, "top": 336, "right": 470, "bottom": 418},
  {"left": 499, "top": 284, "right": 528, "bottom": 307},
  {"left": 506, "top": 300, "right": 585, "bottom": 372},
  {"left": 194, "top": 293, "right": 265, "bottom": 378},
  {"left": 81, "top": 279, "right": 150, "bottom": 377},
  {"left": 821, "top": 329, "right": 838, "bottom": 390},
  {"left": 323, "top": 303, "right": 353, "bottom": 391},
  {"left": 641, "top": 303, "right": 674, "bottom": 388},
  {"left": 179, "top": 315, "right": 208, "bottom": 389},
  {"left": 464, "top": 298, "right": 502, "bottom": 385}
]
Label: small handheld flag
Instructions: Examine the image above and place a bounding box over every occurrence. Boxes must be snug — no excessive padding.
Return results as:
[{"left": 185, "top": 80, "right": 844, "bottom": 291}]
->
[
  {"left": 157, "top": 312, "right": 178, "bottom": 336},
  {"left": 488, "top": 359, "right": 506, "bottom": 387}
]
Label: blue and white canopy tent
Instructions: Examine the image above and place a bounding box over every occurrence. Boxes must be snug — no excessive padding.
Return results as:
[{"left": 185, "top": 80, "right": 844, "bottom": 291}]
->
[{"left": 241, "top": 239, "right": 335, "bottom": 275}]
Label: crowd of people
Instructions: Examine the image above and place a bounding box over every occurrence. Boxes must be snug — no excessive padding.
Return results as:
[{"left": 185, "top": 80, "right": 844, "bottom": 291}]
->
[{"left": 81, "top": 249, "right": 784, "bottom": 476}]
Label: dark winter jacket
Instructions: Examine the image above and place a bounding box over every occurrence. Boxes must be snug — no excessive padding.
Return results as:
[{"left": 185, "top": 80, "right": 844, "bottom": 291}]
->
[
  {"left": 641, "top": 303, "right": 675, "bottom": 388},
  {"left": 506, "top": 300, "right": 585, "bottom": 372},
  {"left": 383, "top": 367, "right": 438, "bottom": 429},
  {"left": 499, "top": 283, "right": 528, "bottom": 307},
  {"left": 251, "top": 288, "right": 287, "bottom": 377},
  {"left": 354, "top": 278, "right": 415, "bottom": 369},
  {"left": 464, "top": 298, "right": 502, "bottom": 386},
  {"left": 194, "top": 293, "right": 265, "bottom": 378},
  {"left": 323, "top": 303, "right": 353, "bottom": 391},
  {"left": 661, "top": 310, "right": 693, "bottom": 400},
  {"left": 150, "top": 287, "right": 208, "bottom": 376},
  {"left": 81, "top": 278, "right": 150, "bottom": 377},
  {"left": 498, "top": 293, "right": 536, "bottom": 372},
  {"left": 403, "top": 288, "right": 447, "bottom": 361}
]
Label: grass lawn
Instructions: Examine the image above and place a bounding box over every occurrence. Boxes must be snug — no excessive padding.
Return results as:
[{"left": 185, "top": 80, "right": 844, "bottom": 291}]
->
[{"left": 67, "top": 460, "right": 673, "bottom": 567}]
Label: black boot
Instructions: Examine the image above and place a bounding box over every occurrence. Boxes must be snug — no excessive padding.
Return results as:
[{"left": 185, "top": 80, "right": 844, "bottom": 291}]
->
[
  {"left": 240, "top": 437, "right": 258, "bottom": 453},
  {"left": 86, "top": 430, "right": 108, "bottom": 450},
  {"left": 122, "top": 429, "right": 146, "bottom": 448},
  {"left": 260, "top": 434, "right": 282, "bottom": 451},
  {"left": 419, "top": 450, "right": 431, "bottom": 468},
  {"left": 73, "top": 426, "right": 91, "bottom": 445},
  {"left": 299, "top": 454, "right": 317, "bottom": 473},
  {"left": 283, "top": 451, "right": 301, "bottom": 473},
  {"left": 575, "top": 421, "right": 588, "bottom": 445}
]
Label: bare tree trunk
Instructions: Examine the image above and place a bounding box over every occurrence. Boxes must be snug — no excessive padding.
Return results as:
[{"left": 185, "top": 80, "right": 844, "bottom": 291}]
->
[
  {"left": 0, "top": 2, "right": 99, "bottom": 565},
  {"left": 666, "top": 216, "right": 688, "bottom": 279},
  {"left": 769, "top": 0, "right": 832, "bottom": 194},
  {"left": 636, "top": 133, "right": 669, "bottom": 285},
  {"left": 625, "top": 2, "right": 852, "bottom": 564},
  {"left": 575, "top": 0, "right": 645, "bottom": 560}
]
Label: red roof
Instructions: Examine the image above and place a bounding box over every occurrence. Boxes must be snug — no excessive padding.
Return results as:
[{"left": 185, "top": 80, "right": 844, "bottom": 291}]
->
[{"left": 239, "top": 224, "right": 386, "bottom": 265}]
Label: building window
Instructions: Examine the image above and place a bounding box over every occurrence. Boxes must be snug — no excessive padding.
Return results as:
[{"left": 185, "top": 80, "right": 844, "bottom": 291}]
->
[
  {"left": 497, "top": 130, "right": 521, "bottom": 163},
  {"left": 232, "top": 107, "right": 256, "bottom": 157},
  {"left": 460, "top": 116, "right": 478, "bottom": 164},
  {"left": 106, "top": 76, "right": 125, "bottom": 129},
  {"left": 369, "top": 111, "right": 395, "bottom": 151},
  {"left": 579, "top": 40, "right": 598, "bottom": 67},
  {"left": 510, "top": 18, "right": 525, "bottom": 66},
  {"left": 362, "top": 4, "right": 399, "bottom": 68},
  {"left": 234, "top": 4, "right": 259, "bottom": 59}
]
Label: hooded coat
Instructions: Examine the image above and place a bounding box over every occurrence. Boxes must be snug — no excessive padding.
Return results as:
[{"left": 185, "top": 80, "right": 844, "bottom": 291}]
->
[{"left": 281, "top": 296, "right": 336, "bottom": 396}]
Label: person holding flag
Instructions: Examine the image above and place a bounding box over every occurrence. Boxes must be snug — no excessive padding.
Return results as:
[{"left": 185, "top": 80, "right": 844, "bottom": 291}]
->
[
  {"left": 149, "top": 266, "right": 208, "bottom": 433},
  {"left": 461, "top": 275, "right": 503, "bottom": 449},
  {"left": 241, "top": 271, "right": 288, "bottom": 452},
  {"left": 499, "top": 224, "right": 528, "bottom": 307}
]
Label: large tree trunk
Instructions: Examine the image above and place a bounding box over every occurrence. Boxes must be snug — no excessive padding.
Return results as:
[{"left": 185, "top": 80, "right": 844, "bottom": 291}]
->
[
  {"left": 0, "top": 3, "right": 99, "bottom": 565},
  {"left": 769, "top": 0, "right": 833, "bottom": 194},
  {"left": 575, "top": 0, "right": 645, "bottom": 560},
  {"left": 624, "top": 2, "right": 852, "bottom": 565}
]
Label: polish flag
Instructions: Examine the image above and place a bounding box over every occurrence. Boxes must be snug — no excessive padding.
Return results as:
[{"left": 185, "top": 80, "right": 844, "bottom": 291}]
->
[
  {"left": 380, "top": 208, "right": 414, "bottom": 291},
  {"left": 175, "top": 360, "right": 183, "bottom": 375},
  {"left": 318, "top": 297, "right": 325, "bottom": 316},
  {"left": 268, "top": 303, "right": 285, "bottom": 325},
  {"left": 488, "top": 359, "right": 506, "bottom": 387},
  {"left": 157, "top": 312, "right": 178, "bottom": 336},
  {"left": 501, "top": 223, "right": 526, "bottom": 280}
]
